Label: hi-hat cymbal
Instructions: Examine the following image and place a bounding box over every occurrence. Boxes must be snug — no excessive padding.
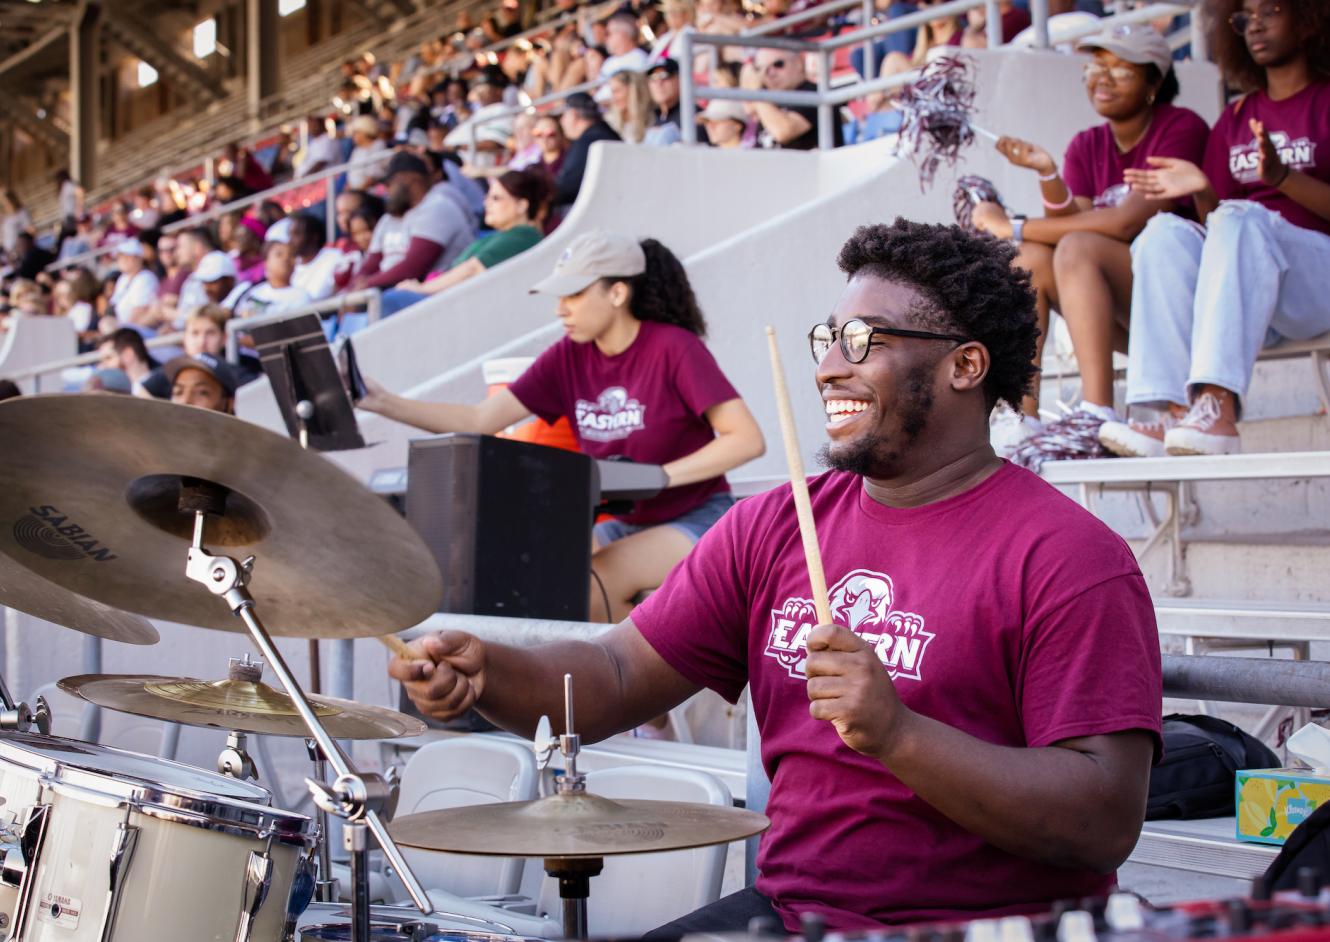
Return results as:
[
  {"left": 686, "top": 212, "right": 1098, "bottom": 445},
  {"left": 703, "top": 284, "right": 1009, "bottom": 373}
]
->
[
  {"left": 389, "top": 791, "right": 770, "bottom": 858},
  {"left": 0, "top": 552, "right": 158, "bottom": 645},
  {"left": 59, "top": 672, "right": 426, "bottom": 740},
  {"left": 0, "top": 395, "right": 442, "bottom": 637}
]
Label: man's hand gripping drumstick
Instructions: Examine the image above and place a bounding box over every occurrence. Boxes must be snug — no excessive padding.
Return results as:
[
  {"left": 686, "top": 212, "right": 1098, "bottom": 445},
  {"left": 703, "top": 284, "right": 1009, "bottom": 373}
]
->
[{"left": 766, "top": 326, "right": 911, "bottom": 763}]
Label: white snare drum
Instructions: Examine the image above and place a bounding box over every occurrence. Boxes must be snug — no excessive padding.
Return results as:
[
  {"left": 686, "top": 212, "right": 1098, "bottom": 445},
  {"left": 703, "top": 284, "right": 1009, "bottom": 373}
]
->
[
  {"left": 296, "top": 902, "right": 549, "bottom": 942},
  {"left": 0, "top": 732, "right": 316, "bottom": 942}
]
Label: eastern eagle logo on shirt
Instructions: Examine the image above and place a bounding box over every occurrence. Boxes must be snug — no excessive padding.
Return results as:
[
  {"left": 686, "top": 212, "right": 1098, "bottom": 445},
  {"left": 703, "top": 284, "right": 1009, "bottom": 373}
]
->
[
  {"left": 574, "top": 386, "right": 646, "bottom": 442},
  {"left": 1229, "top": 130, "right": 1318, "bottom": 184},
  {"left": 764, "top": 568, "right": 934, "bottom": 682}
]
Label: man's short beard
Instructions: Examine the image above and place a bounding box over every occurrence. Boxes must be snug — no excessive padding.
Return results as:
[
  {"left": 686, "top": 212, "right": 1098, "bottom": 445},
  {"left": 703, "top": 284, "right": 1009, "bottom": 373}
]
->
[{"left": 817, "top": 363, "right": 935, "bottom": 478}]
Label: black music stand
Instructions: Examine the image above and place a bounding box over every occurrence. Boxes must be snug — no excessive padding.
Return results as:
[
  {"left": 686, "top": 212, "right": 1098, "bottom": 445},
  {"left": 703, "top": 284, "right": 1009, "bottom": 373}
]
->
[{"left": 247, "top": 314, "right": 366, "bottom": 452}]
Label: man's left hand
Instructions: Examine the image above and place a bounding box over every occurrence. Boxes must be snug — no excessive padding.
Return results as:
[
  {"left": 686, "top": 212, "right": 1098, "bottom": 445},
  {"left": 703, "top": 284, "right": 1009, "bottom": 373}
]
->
[{"left": 805, "top": 624, "right": 910, "bottom": 762}]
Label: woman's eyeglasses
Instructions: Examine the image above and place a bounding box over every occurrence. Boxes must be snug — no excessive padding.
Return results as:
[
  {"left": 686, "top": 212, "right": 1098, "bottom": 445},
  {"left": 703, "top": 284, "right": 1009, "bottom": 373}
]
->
[
  {"left": 1082, "top": 63, "right": 1142, "bottom": 85},
  {"left": 1229, "top": 4, "right": 1282, "bottom": 35},
  {"left": 808, "top": 318, "right": 969, "bottom": 364}
]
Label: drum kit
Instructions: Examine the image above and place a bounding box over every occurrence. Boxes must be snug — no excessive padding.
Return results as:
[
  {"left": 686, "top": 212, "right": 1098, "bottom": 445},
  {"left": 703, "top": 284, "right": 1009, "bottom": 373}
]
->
[{"left": 0, "top": 395, "right": 768, "bottom": 942}]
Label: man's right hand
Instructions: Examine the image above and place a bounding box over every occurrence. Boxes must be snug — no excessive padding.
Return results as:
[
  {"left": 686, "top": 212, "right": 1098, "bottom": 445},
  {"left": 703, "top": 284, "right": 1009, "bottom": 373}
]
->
[
  {"left": 388, "top": 631, "right": 487, "bottom": 720},
  {"left": 995, "top": 136, "right": 1055, "bottom": 175}
]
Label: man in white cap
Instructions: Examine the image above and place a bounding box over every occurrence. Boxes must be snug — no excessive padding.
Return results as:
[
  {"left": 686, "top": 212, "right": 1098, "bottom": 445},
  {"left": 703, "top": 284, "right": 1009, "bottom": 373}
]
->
[
  {"left": 108, "top": 239, "right": 160, "bottom": 326},
  {"left": 193, "top": 251, "right": 249, "bottom": 312},
  {"left": 346, "top": 115, "right": 389, "bottom": 190}
]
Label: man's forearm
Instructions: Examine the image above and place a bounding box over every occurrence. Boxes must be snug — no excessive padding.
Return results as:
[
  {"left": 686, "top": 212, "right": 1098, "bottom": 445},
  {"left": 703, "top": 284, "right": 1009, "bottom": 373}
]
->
[
  {"left": 473, "top": 638, "right": 636, "bottom": 740},
  {"left": 880, "top": 711, "right": 1152, "bottom": 873}
]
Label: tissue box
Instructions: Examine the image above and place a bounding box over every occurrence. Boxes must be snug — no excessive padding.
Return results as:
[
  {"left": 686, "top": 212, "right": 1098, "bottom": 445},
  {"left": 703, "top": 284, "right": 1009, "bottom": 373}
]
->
[{"left": 1236, "top": 768, "right": 1330, "bottom": 845}]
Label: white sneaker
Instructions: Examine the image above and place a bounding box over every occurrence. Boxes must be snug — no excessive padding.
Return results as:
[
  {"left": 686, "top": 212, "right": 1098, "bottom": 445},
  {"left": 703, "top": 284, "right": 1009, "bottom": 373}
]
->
[
  {"left": 990, "top": 407, "right": 1041, "bottom": 459},
  {"left": 1099, "top": 414, "right": 1176, "bottom": 458},
  {"left": 1164, "top": 393, "right": 1242, "bottom": 456}
]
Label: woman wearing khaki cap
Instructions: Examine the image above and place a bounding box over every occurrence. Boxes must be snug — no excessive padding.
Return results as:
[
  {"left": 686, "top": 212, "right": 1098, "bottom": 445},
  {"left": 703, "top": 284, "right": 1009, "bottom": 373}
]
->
[{"left": 362, "top": 229, "right": 765, "bottom": 623}]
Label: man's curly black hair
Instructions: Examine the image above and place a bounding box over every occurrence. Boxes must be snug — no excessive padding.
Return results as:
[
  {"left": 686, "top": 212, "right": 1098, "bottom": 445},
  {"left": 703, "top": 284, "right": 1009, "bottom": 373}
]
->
[{"left": 836, "top": 219, "right": 1039, "bottom": 412}]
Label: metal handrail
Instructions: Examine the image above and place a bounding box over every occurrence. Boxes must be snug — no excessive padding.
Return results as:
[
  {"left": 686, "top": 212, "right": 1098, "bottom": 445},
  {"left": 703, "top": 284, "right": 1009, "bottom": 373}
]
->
[
  {"left": 224, "top": 288, "right": 383, "bottom": 363},
  {"left": 6, "top": 330, "right": 186, "bottom": 391},
  {"left": 45, "top": 148, "right": 399, "bottom": 276}
]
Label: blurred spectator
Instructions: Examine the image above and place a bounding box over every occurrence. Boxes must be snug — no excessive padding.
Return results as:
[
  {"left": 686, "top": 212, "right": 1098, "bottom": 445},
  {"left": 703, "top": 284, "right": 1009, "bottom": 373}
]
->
[
  {"left": 231, "top": 217, "right": 268, "bottom": 284},
  {"left": 129, "top": 186, "right": 161, "bottom": 231},
  {"left": 1, "top": 190, "right": 31, "bottom": 255},
  {"left": 431, "top": 78, "right": 472, "bottom": 130},
  {"left": 154, "top": 178, "right": 190, "bottom": 227},
  {"left": 533, "top": 114, "right": 569, "bottom": 183},
  {"left": 350, "top": 152, "right": 475, "bottom": 291},
  {"left": 55, "top": 169, "right": 84, "bottom": 239},
  {"left": 554, "top": 92, "right": 621, "bottom": 216},
  {"left": 98, "top": 328, "right": 158, "bottom": 393},
  {"left": 213, "top": 176, "right": 253, "bottom": 207},
  {"left": 155, "top": 233, "right": 193, "bottom": 312},
  {"left": 234, "top": 241, "right": 313, "bottom": 319},
  {"left": 601, "top": 12, "right": 650, "bottom": 77},
  {"left": 645, "top": 58, "right": 700, "bottom": 146},
  {"left": 195, "top": 253, "right": 246, "bottom": 310},
  {"left": 165, "top": 353, "right": 238, "bottom": 414},
  {"left": 333, "top": 204, "right": 384, "bottom": 292},
  {"left": 701, "top": 99, "right": 750, "bottom": 149},
  {"left": 508, "top": 112, "right": 544, "bottom": 170},
  {"left": 347, "top": 116, "right": 390, "bottom": 189},
  {"left": 267, "top": 132, "right": 296, "bottom": 183},
  {"left": 651, "top": 0, "right": 697, "bottom": 63},
  {"left": 109, "top": 241, "right": 160, "bottom": 325},
  {"left": 57, "top": 215, "right": 96, "bottom": 263},
  {"left": 607, "top": 70, "right": 653, "bottom": 143},
  {"left": 141, "top": 304, "right": 256, "bottom": 397},
  {"left": 877, "top": 0, "right": 963, "bottom": 85},
  {"left": 335, "top": 189, "right": 371, "bottom": 252},
  {"left": 98, "top": 203, "right": 139, "bottom": 249},
  {"left": 223, "top": 140, "right": 275, "bottom": 193},
  {"left": 53, "top": 270, "right": 99, "bottom": 342},
  {"left": 173, "top": 228, "right": 224, "bottom": 322},
  {"left": 84, "top": 368, "right": 132, "bottom": 394},
  {"left": 445, "top": 67, "right": 515, "bottom": 166},
  {"left": 289, "top": 213, "right": 344, "bottom": 301},
  {"left": 296, "top": 116, "right": 341, "bottom": 178},
  {"left": 11, "top": 233, "right": 55, "bottom": 281},
  {"left": 852, "top": 2, "right": 920, "bottom": 79},
  {"left": 7, "top": 279, "right": 45, "bottom": 316},
  {"left": 962, "top": 0, "right": 1030, "bottom": 47},
  {"left": 380, "top": 169, "right": 551, "bottom": 316},
  {"left": 0, "top": 379, "right": 20, "bottom": 401},
  {"left": 747, "top": 50, "right": 843, "bottom": 149}
]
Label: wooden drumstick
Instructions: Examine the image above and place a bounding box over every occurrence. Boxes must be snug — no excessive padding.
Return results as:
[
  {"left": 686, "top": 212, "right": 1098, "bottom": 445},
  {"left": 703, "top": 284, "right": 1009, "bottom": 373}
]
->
[
  {"left": 765, "top": 326, "right": 833, "bottom": 627},
  {"left": 378, "top": 634, "right": 415, "bottom": 659}
]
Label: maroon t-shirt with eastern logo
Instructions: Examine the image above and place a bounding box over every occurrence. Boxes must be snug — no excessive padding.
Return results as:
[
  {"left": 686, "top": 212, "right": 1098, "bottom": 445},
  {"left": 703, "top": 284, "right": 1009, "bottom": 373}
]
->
[
  {"left": 633, "top": 462, "right": 1162, "bottom": 929},
  {"left": 1201, "top": 79, "right": 1330, "bottom": 236},
  {"left": 509, "top": 320, "right": 738, "bottom": 525},
  {"left": 1063, "top": 102, "right": 1210, "bottom": 210}
]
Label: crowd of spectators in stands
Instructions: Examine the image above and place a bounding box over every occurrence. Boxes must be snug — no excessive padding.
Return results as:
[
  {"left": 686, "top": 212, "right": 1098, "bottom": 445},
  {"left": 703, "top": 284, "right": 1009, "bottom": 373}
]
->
[{"left": 4, "top": 0, "right": 1324, "bottom": 476}]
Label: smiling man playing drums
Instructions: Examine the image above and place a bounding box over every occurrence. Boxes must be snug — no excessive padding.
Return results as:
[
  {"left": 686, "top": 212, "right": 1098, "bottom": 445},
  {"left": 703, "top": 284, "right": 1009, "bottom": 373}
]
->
[{"left": 391, "top": 220, "right": 1163, "bottom": 933}]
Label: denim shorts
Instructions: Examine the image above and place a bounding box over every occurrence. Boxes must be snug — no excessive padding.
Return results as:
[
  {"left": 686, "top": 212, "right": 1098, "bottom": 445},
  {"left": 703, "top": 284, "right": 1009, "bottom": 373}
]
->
[{"left": 594, "top": 491, "right": 736, "bottom": 547}]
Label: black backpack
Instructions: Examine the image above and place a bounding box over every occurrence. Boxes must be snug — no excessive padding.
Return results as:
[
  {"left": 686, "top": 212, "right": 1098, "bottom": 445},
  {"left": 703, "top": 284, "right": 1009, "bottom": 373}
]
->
[{"left": 1147, "top": 714, "right": 1281, "bottom": 820}]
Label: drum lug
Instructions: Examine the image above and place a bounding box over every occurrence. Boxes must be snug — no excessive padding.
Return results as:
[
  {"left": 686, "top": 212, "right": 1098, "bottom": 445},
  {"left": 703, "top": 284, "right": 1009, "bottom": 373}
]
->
[
  {"left": 3, "top": 803, "right": 50, "bottom": 940},
  {"left": 97, "top": 823, "right": 139, "bottom": 942},
  {"left": 234, "top": 850, "right": 274, "bottom": 942}
]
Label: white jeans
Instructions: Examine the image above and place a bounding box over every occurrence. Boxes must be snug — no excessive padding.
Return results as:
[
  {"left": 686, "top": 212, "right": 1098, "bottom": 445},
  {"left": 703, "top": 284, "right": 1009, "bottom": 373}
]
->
[{"left": 1126, "top": 200, "right": 1330, "bottom": 408}]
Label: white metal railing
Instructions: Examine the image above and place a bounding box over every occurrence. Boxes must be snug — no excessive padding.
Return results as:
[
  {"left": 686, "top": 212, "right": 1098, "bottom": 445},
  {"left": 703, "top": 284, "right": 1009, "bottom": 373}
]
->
[
  {"left": 679, "top": 0, "right": 1196, "bottom": 150},
  {"left": 46, "top": 148, "right": 399, "bottom": 276},
  {"left": 224, "top": 288, "right": 383, "bottom": 363},
  {"left": 6, "top": 330, "right": 186, "bottom": 392}
]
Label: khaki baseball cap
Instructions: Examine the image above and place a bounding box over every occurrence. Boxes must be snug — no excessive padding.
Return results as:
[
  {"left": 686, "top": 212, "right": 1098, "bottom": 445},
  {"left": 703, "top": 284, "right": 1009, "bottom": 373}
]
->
[
  {"left": 529, "top": 231, "right": 647, "bottom": 296},
  {"left": 1077, "top": 24, "right": 1173, "bottom": 76}
]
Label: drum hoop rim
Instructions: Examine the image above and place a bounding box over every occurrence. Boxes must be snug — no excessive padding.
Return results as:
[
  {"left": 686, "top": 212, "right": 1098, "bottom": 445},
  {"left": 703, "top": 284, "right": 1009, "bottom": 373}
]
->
[
  {"left": 0, "top": 733, "right": 271, "bottom": 803},
  {"left": 40, "top": 771, "right": 315, "bottom": 846}
]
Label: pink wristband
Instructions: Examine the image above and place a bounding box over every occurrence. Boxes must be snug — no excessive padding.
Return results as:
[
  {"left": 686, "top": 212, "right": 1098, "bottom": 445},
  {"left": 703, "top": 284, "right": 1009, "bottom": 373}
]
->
[{"left": 1042, "top": 190, "right": 1075, "bottom": 211}]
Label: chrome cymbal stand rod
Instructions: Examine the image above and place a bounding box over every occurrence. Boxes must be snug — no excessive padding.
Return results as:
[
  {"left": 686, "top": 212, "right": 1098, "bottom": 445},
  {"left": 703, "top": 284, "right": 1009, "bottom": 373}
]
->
[
  {"left": 307, "top": 740, "right": 337, "bottom": 903},
  {"left": 183, "top": 505, "right": 432, "bottom": 942}
]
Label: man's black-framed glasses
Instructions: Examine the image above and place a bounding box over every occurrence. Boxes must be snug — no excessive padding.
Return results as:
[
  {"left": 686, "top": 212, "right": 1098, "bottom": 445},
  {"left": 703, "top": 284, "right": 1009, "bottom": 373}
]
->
[
  {"left": 1229, "top": 4, "right": 1281, "bottom": 34},
  {"left": 808, "top": 319, "right": 970, "bottom": 365}
]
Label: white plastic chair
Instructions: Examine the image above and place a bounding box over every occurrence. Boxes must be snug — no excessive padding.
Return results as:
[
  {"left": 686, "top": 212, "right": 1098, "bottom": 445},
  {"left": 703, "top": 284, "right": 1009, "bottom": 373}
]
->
[
  {"left": 388, "top": 735, "right": 540, "bottom": 899},
  {"left": 537, "top": 765, "right": 733, "bottom": 937}
]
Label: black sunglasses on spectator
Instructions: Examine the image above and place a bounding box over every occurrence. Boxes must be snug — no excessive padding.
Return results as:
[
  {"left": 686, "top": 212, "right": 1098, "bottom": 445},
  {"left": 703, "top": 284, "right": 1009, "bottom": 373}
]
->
[
  {"left": 808, "top": 319, "right": 970, "bottom": 364},
  {"left": 764, "top": 58, "right": 787, "bottom": 70}
]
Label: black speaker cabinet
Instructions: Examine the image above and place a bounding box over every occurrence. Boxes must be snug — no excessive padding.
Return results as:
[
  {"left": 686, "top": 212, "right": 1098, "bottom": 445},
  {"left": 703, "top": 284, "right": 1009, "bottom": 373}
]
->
[{"left": 405, "top": 434, "right": 595, "bottom": 621}]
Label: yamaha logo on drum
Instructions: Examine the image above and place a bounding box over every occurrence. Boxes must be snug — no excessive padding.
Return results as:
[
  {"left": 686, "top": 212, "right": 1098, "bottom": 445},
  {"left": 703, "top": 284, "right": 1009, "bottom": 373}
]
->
[{"left": 13, "top": 505, "right": 117, "bottom": 562}]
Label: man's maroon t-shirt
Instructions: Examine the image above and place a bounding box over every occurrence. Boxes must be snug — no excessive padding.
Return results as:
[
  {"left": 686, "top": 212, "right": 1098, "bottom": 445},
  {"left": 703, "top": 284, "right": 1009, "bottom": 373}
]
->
[
  {"left": 633, "top": 463, "right": 1162, "bottom": 929},
  {"left": 1063, "top": 102, "right": 1210, "bottom": 210},
  {"left": 508, "top": 321, "right": 739, "bottom": 525},
  {"left": 1201, "top": 80, "right": 1330, "bottom": 236}
]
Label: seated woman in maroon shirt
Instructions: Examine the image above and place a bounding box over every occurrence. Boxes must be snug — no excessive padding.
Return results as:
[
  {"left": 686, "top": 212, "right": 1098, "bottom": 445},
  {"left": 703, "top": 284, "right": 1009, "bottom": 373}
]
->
[
  {"left": 968, "top": 25, "right": 1209, "bottom": 468},
  {"left": 361, "top": 230, "right": 765, "bottom": 623}
]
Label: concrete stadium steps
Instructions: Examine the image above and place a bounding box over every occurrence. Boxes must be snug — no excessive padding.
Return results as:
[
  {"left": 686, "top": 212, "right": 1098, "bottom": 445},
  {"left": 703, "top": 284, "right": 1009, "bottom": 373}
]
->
[{"left": 1132, "top": 538, "right": 1330, "bottom": 607}]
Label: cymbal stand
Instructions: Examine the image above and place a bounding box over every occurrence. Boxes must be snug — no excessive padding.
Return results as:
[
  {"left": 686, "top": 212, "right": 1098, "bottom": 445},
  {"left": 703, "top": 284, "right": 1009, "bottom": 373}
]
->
[
  {"left": 541, "top": 674, "right": 603, "bottom": 941},
  {"left": 306, "top": 738, "right": 337, "bottom": 903},
  {"left": 0, "top": 669, "right": 49, "bottom": 734},
  {"left": 217, "top": 657, "right": 263, "bottom": 781},
  {"left": 180, "top": 484, "right": 431, "bottom": 942}
]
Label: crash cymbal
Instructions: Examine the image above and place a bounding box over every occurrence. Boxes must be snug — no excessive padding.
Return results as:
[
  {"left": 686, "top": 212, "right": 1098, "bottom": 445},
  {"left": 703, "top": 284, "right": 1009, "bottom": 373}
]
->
[
  {"left": 388, "top": 791, "right": 770, "bottom": 858},
  {"left": 0, "top": 395, "right": 442, "bottom": 637},
  {"left": 0, "top": 552, "right": 158, "bottom": 645},
  {"left": 59, "top": 669, "right": 426, "bottom": 740}
]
